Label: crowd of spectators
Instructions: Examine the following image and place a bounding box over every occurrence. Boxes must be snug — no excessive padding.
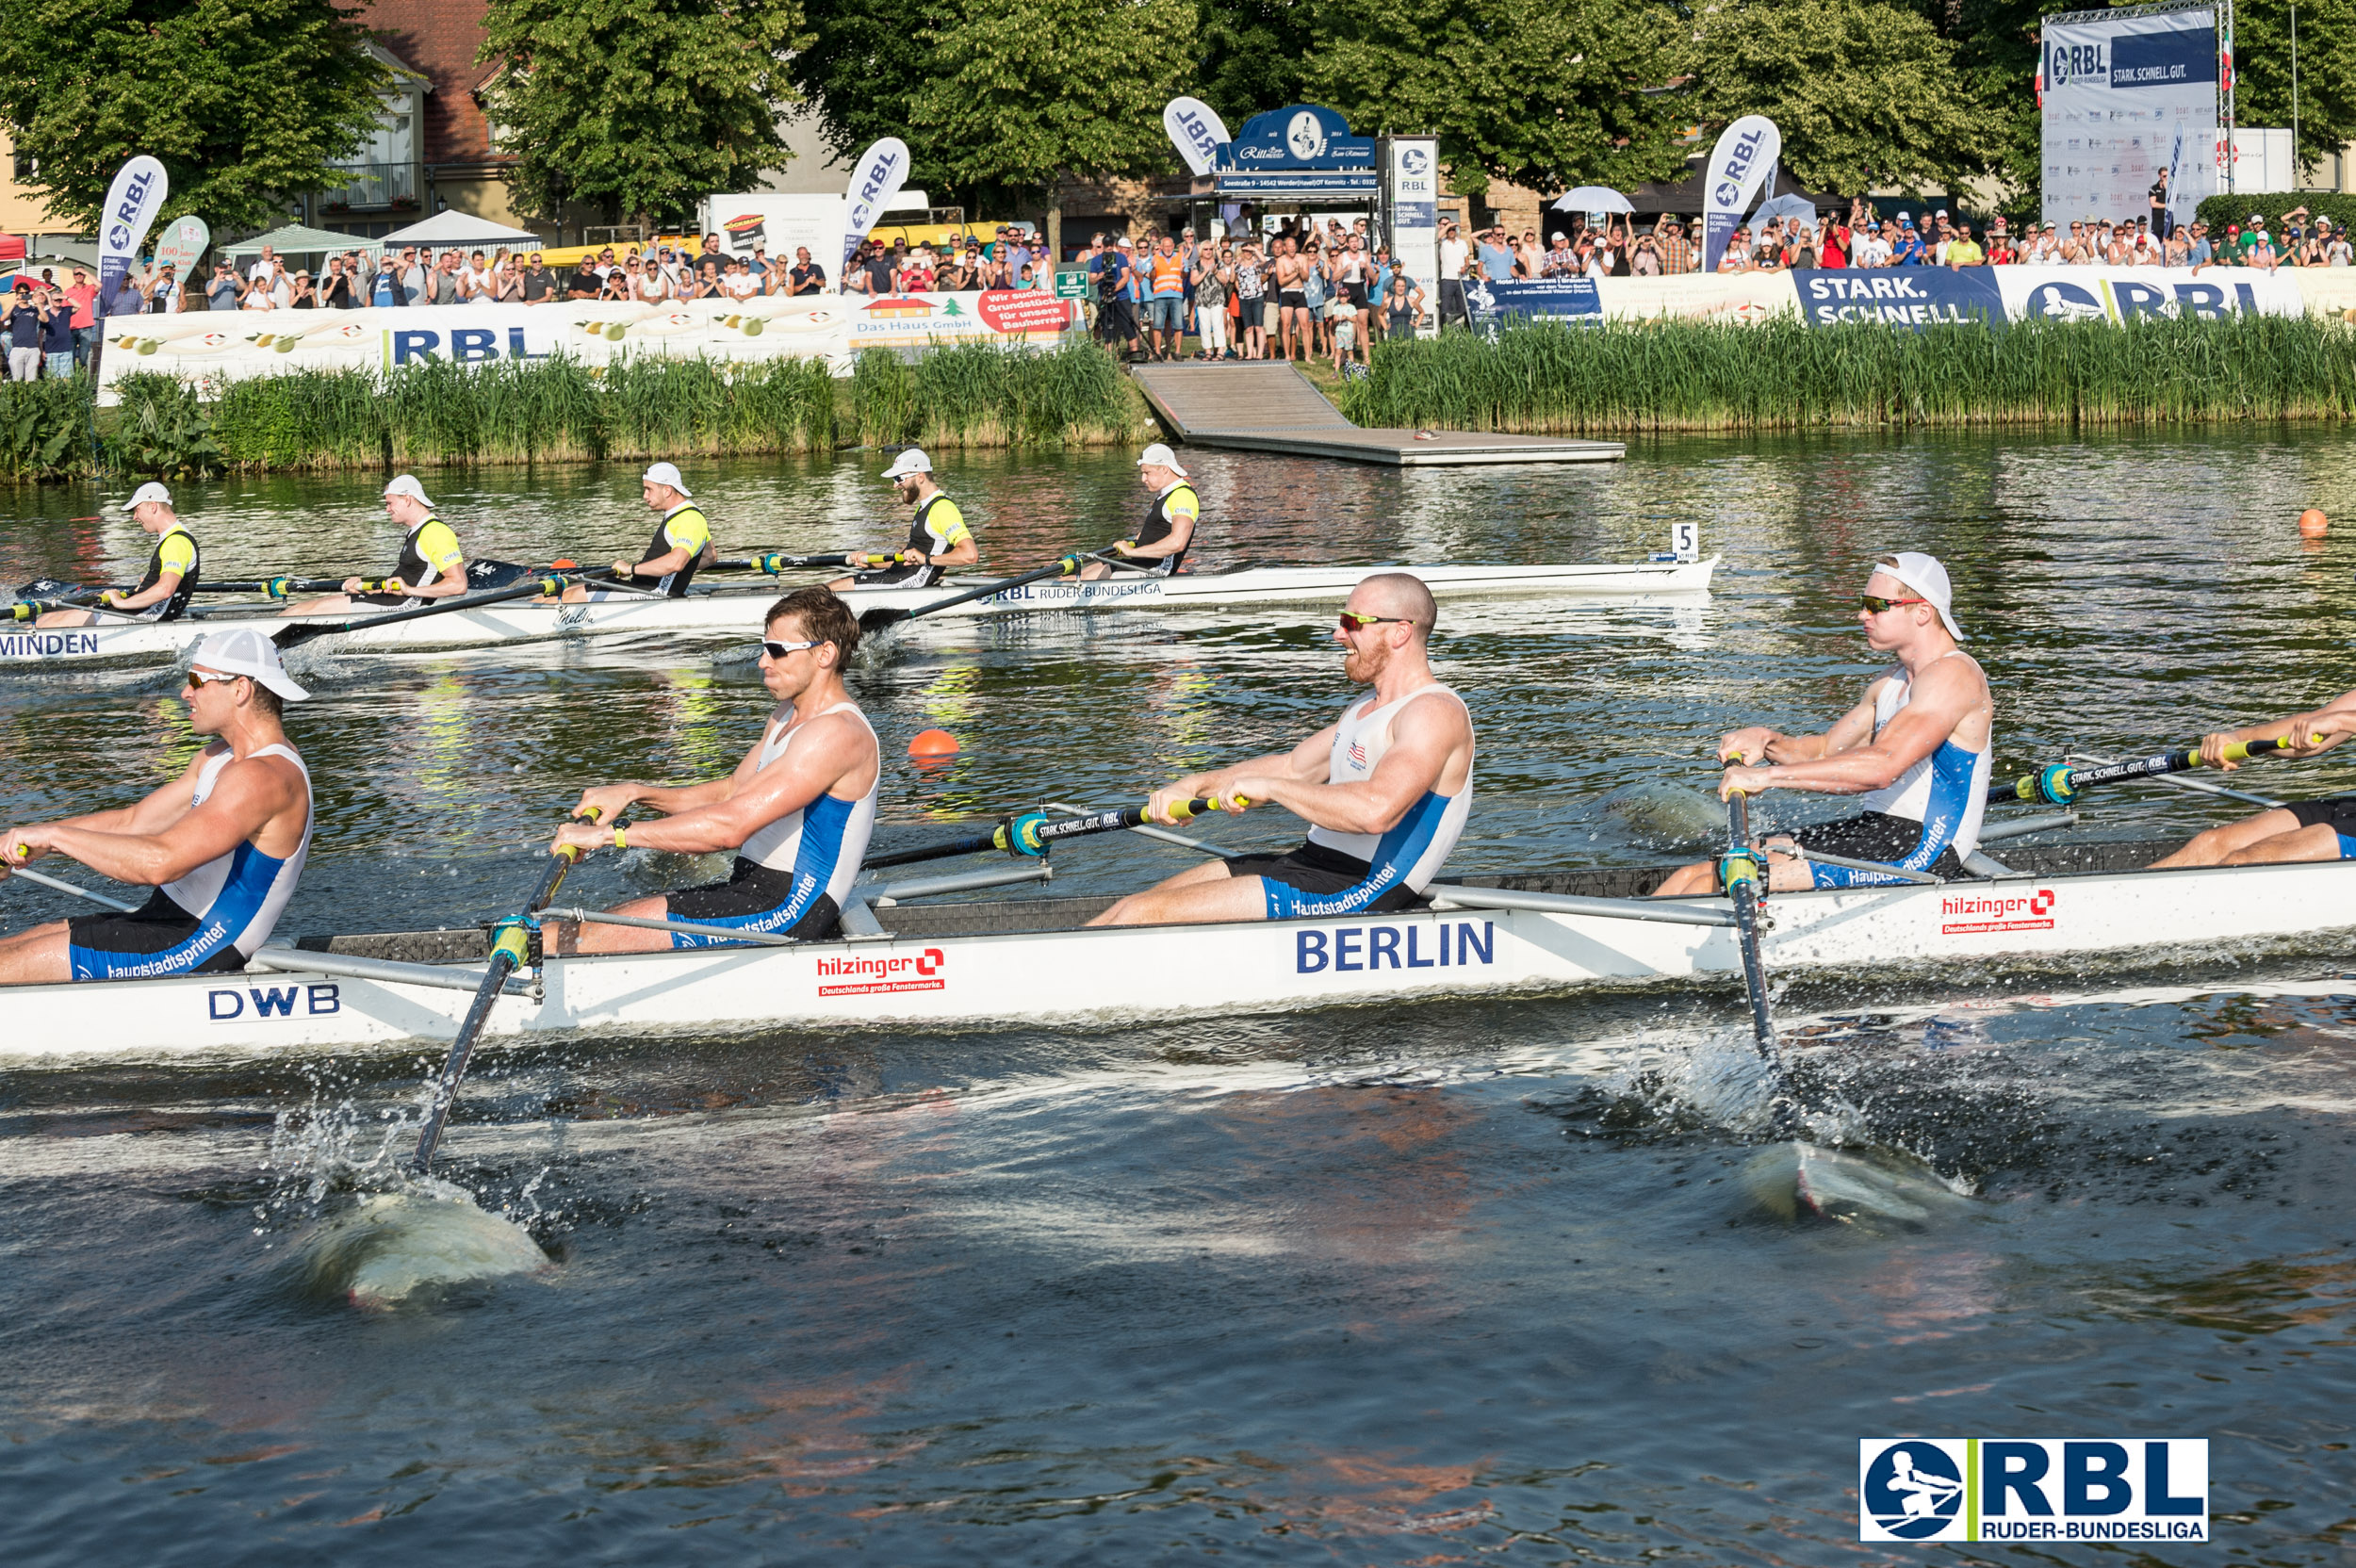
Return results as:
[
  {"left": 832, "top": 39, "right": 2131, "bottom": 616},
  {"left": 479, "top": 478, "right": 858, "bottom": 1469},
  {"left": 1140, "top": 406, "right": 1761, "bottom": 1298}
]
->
[
  {"left": 2, "top": 264, "right": 100, "bottom": 380},
  {"left": 1077, "top": 218, "right": 1426, "bottom": 368}
]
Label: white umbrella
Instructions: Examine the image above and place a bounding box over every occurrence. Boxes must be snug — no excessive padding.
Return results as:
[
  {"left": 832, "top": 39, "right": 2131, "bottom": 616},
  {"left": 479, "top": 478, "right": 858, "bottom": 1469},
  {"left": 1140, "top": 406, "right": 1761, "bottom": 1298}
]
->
[
  {"left": 1748, "top": 193, "right": 1820, "bottom": 232},
  {"left": 378, "top": 209, "right": 545, "bottom": 247},
  {"left": 1550, "top": 187, "right": 1635, "bottom": 214}
]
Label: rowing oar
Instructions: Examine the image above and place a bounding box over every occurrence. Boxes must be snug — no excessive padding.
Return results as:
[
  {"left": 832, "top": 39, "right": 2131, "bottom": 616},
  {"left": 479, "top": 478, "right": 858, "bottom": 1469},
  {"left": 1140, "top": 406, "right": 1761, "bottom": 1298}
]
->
[
  {"left": 861, "top": 795, "right": 1249, "bottom": 871},
  {"left": 412, "top": 808, "right": 613, "bottom": 1174},
  {"left": 857, "top": 555, "right": 1086, "bottom": 635},
  {"left": 275, "top": 566, "right": 620, "bottom": 650},
  {"left": 0, "top": 860, "right": 140, "bottom": 912},
  {"left": 1719, "top": 766, "right": 1780, "bottom": 1066},
  {"left": 1989, "top": 736, "right": 2315, "bottom": 808}
]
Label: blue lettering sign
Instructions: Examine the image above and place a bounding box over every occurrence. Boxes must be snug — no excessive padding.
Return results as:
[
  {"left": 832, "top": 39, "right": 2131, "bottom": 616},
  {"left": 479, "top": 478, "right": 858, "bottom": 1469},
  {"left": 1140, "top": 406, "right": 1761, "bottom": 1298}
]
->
[
  {"left": 1333, "top": 927, "right": 1364, "bottom": 972},
  {"left": 207, "top": 988, "right": 243, "bottom": 1021},
  {"left": 1215, "top": 104, "right": 1375, "bottom": 172},
  {"left": 2063, "top": 1442, "right": 2133, "bottom": 1515},
  {"left": 1984, "top": 1442, "right": 2054, "bottom": 1516},
  {"left": 450, "top": 327, "right": 499, "bottom": 364},
  {"left": 251, "top": 985, "right": 300, "bottom": 1018},
  {"left": 308, "top": 983, "right": 341, "bottom": 1015},
  {"left": 1368, "top": 927, "right": 1400, "bottom": 969},
  {"left": 1297, "top": 929, "right": 1329, "bottom": 972},
  {"left": 1406, "top": 924, "right": 1434, "bottom": 968},
  {"left": 390, "top": 329, "right": 441, "bottom": 366},
  {"left": 1458, "top": 922, "right": 1494, "bottom": 965},
  {"left": 507, "top": 326, "right": 548, "bottom": 361}
]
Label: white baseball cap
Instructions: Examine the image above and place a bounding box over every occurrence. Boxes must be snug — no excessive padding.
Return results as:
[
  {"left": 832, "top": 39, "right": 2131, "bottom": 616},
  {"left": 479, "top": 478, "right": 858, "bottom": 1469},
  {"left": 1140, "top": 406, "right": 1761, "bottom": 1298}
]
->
[
  {"left": 122, "top": 482, "right": 172, "bottom": 512},
  {"left": 642, "top": 461, "right": 692, "bottom": 497},
  {"left": 190, "top": 628, "right": 309, "bottom": 701},
  {"left": 881, "top": 449, "right": 932, "bottom": 480},
  {"left": 383, "top": 473, "right": 432, "bottom": 506},
  {"left": 1874, "top": 551, "right": 1965, "bottom": 641},
  {"left": 1137, "top": 442, "right": 1187, "bottom": 478}
]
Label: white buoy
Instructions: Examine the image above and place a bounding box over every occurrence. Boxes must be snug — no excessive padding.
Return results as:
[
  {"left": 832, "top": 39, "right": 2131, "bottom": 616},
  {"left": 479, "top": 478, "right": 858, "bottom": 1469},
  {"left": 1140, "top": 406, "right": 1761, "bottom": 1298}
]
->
[{"left": 290, "top": 1178, "right": 550, "bottom": 1309}]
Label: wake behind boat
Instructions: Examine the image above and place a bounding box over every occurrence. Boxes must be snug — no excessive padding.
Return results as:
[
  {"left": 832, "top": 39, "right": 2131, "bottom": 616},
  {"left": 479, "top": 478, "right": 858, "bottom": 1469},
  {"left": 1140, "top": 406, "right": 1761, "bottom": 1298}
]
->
[{"left": 3, "top": 553, "right": 1717, "bottom": 670}]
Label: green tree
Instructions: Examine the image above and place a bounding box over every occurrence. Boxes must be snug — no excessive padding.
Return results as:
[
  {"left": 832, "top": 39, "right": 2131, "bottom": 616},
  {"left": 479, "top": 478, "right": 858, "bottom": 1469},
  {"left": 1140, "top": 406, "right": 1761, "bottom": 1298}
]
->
[
  {"left": 1299, "top": 0, "right": 1691, "bottom": 196},
  {"left": 0, "top": 0, "right": 386, "bottom": 233},
  {"left": 908, "top": 0, "right": 1197, "bottom": 188},
  {"left": 1689, "top": 0, "right": 1992, "bottom": 196},
  {"left": 1194, "top": 0, "right": 1315, "bottom": 129},
  {"left": 791, "top": 0, "right": 938, "bottom": 174},
  {"left": 480, "top": 0, "right": 810, "bottom": 226},
  {"left": 2227, "top": 0, "right": 2356, "bottom": 174}
]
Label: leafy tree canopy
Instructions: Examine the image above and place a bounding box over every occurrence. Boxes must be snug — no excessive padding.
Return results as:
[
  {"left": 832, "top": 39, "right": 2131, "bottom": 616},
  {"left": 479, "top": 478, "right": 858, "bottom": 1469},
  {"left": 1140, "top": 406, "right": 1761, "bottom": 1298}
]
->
[
  {"left": 0, "top": 0, "right": 386, "bottom": 233},
  {"left": 481, "top": 0, "right": 810, "bottom": 226}
]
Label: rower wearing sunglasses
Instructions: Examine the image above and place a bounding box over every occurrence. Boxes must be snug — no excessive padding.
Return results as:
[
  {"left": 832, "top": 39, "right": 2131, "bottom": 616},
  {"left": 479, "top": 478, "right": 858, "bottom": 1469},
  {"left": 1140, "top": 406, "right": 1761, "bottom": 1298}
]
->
[
  {"left": 1091, "top": 572, "right": 1474, "bottom": 926},
  {"left": 0, "top": 629, "right": 313, "bottom": 984},
  {"left": 826, "top": 448, "right": 976, "bottom": 592},
  {"left": 1653, "top": 551, "right": 1993, "bottom": 896},
  {"left": 545, "top": 587, "right": 878, "bottom": 950}
]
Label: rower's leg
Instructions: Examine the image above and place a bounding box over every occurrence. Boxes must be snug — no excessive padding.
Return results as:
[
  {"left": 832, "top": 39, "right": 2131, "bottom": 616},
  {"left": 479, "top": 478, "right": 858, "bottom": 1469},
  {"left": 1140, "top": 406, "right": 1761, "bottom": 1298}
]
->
[
  {"left": 281, "top": 594, "right": 357, "bottom": 617},
  {"left": 549, "top": 894, "right": 677, "bottom": 955},
  {"left": 1088, "top": 859, "right": 1253, "bottom": 926},
  {"left": 1075, "top": 561, "right": 1110, "bottom": 581},
  {"left": 32, "top": 609, "right": 94, "bottom": 628},
  {"left": 1650, "top": 859, "right": 1716, "bottom": 897},
  {"left": 0, "top": 920, "right": 73, "bottom": 985},
  {"left": 2149, "top": 808, "right": 2307, "bottom": 867},
  {"left": 2215, "top": 822, "right": 2348, "bottom": 866}
]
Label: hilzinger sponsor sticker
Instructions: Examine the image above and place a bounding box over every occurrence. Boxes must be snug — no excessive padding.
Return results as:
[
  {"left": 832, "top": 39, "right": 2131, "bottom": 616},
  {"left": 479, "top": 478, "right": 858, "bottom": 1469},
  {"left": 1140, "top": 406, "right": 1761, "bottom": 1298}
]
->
[
  {"left": 817, "top": 947, "right": 945, "bottom": 997},
  {"left": 1940, "top": 887, "right": 2055, "bottom": 935},
  {"left": 1858, "top": 1438, "right": 2207, "bottom": 1543}
]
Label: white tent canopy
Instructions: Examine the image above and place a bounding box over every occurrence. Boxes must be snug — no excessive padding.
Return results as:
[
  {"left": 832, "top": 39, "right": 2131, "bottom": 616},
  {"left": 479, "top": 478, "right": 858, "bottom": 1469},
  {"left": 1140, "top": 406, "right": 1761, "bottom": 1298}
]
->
[
  {"left": 378, "top": 210, "right": 544, "bottom": 247},
  {"left": 221, "top": 222, "right": 376, "bottom": 258},
  {"left": 1549, "top": 187, "right": 1635, "bottom": 215}
]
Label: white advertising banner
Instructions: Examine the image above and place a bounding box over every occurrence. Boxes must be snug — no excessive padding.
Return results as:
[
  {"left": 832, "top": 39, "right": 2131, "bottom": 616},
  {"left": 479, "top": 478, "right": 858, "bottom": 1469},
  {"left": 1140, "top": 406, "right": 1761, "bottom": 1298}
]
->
[
  {"left": 842, "top": 138, "right": 912, "bottom": 274},
  {"left": 710, "top": 193, "right": 843, "bottom": 280},
  {"left": 92, "top": 291, "right": 1081, "bottom": 400},
  {"left": 1700, "top": 117, "right": 1779, "bottom": 276},
  {"left": 97, "top": 155, "right": 169, "bottom": 315},
  {"left": 1162, "top": 97, "right": 1231, "bottom": 177},
  {"left": 1386, "top": 137, "right": 1441, "bottom": 334},
  {"left": 2040, "top": 8, "right": 2217, "bottom": 230}
]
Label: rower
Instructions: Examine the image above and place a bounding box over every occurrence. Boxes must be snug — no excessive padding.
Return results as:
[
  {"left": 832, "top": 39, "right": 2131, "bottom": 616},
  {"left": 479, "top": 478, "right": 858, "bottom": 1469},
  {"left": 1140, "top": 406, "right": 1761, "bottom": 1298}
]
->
[
  {"left": 1652, "top": 552, "right": 1993, "bottom": 896},
  {"left": 1090, "top": 572, "right": 1473, "bottom": 926},
  {"left": 825, "top": 449, "right": 975, "bottom": 592},
  {"left": 35, "top": 482, "right": 200, "bottom": 628},
  {"left": 1075, "top": 443, "right": 1199, "bottom": 581},
  {"left": 2147, "top": 693, "right": 2356, "bottom": 866},
  {"left": 558, "top": 461, "right": 715, "bottom": 603},
  {"left": 281, "top": 474, "right": 467, "bottom": 615},
  {"left": 547, "top": 587, "right": 879, "bottom": 950},
  {"left": 0, "top": 629, "right": 312, "bottom": 984}
]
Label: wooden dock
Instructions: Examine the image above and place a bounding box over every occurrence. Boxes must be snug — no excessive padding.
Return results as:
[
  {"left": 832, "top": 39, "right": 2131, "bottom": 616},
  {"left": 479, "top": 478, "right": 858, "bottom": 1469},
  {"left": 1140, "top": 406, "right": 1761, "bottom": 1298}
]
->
[{"left": 1129, "top": 364, "right": 1624, "bottom": 467}]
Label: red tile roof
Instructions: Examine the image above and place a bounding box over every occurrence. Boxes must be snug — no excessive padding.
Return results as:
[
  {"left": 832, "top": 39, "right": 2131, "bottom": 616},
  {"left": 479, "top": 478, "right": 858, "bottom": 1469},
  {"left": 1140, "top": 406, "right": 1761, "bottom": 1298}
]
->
[{"left": 359, "top": 0, "right": 504, "bottom": 166}]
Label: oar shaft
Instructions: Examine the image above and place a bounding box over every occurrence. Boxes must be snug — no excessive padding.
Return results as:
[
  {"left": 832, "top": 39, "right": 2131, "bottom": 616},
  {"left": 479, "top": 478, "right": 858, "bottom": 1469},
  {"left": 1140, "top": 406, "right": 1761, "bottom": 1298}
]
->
[
  {"left": 278, "top": 567, "right": 616, "bottom": 649},
  {"left": 1992, "top": 736, "right": 2297, "bottom": 807},
  {"left": 1722, "top": 788, "right": 1778, "bottom": 1063},
  {"left": 872, "top": 556, "right": 1083, "bottom": 629},
  {"left": 2, "top": 864, "right": 140, "bottom": 912},
  {"left": 860, "top": 795, "right": 1244, "bottom": 870}
]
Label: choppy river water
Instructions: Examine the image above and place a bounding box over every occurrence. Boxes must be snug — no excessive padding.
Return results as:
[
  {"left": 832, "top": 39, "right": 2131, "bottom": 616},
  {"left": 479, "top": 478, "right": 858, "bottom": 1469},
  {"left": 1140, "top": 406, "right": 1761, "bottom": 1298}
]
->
[{"left": 3, "top": 431, "right": 2354, "bottom": 1563}]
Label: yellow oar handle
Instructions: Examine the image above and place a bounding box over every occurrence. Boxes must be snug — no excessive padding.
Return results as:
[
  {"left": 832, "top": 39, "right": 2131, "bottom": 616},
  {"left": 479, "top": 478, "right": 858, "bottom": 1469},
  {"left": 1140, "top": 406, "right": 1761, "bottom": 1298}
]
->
[{"left": 1165, "top": 793, "right": 1250, "bottom": 821}]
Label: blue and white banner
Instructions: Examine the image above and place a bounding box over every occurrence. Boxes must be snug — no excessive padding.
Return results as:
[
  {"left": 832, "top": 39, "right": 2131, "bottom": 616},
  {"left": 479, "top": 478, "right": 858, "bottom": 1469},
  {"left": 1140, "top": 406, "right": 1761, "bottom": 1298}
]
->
[
  {"left": 1793, "top": 265, "right": 2304, "bottom": 328},
  {"left": 1860, "top": 1438, "right": 2206, "bottom": 1544},
  {"left": 1387, "top": 138, "right": 1442, "bottom": 334},
  {"left": 1701, "top": 117, "right": 1779, "bottom": 276},
  {"left": 1162, "top": 97, "right": 1230, "bottom": 177},
  {"left": 1464, "top": 277, "right": 1602, "bottom": 329},
  {"left": 97, "top": 155, "right": 169, "bottom": 316},
  {"left": 841, "top": 137, "right": 910, "bottom": 275},
  {"left": 2041, "top": 9, "right": 2217, "bottom": 230}
]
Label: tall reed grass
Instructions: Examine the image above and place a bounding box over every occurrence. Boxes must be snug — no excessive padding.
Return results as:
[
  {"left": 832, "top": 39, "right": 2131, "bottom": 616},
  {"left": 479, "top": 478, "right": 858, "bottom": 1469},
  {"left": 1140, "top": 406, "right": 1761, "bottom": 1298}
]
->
[
  {"left": 852, "top": 342, "right": 1141, "bottom": 449},
  {"left": 1336, "top": 315, "right": 2356, "bottom": 432}
]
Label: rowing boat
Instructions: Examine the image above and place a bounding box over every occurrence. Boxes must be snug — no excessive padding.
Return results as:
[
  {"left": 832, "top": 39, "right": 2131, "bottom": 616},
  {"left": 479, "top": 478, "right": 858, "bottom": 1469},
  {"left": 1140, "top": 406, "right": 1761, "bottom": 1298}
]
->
[
  {"left": 7, "top": 835, "right": 2348, "bottom": 1059},
  {"left": 2, "top": 556, "right": 1718, "bottom": 669}
]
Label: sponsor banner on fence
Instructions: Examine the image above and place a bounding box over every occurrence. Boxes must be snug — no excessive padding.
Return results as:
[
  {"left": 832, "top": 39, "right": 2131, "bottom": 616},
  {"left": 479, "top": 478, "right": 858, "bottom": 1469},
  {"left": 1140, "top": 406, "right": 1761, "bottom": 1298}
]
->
[
  {"left": 1465, "top": 277, "right": 1603, "bottom": 328},
  {"left": 1793, "top": 264, "right": 2304, "bottom": 327},
  {"left": 2040, "top": 8, "right": 2217, "bottom": 233},
  {"left": 1594, "top": 272, "right": 1799, "bottom": 322},
  {"left": 92, "top": 291, "right": 1080, "bottom": 401}
]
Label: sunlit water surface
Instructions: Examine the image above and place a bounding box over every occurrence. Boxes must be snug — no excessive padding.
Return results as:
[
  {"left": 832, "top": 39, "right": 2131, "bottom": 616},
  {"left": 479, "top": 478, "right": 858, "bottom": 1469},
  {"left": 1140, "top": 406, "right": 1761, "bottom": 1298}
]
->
[{"left": 3, "top": 432, "right": 2354, "bottom": 1563}]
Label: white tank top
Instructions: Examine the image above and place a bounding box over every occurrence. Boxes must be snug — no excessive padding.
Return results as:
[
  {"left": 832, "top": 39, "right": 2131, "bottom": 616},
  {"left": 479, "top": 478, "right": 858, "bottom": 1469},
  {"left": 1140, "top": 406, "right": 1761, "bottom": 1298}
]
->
[
  {"left": 162, "top": 743, "right": 313, "bottom": 959},
  {"left": 1857, "top": 654, "right": 1993, "bottom": 858},
  {"left": 1305, "top": 683, "right": 1473, "bottom": 891},
  {"left": 738, "top": 700, "right": 879, "bottom": 906}
]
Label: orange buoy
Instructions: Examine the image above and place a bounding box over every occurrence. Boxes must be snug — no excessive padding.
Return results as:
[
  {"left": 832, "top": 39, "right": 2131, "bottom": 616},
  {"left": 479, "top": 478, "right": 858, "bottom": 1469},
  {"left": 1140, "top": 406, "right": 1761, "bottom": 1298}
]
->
[
  {"left": 2299, "top": 509, "right": 2330, "bottom": 538},
  {"left": 908, "top": 728, "right": 959, "bottom": 758}
]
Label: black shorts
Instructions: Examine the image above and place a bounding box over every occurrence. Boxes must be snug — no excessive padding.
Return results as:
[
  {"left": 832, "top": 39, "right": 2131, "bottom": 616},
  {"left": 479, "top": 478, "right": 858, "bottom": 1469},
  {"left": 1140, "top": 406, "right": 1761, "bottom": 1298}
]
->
[
  {"left": 1343, "top": 280, "right": 1368, "bottom": 306},
  {"left": 2285, "top": 796, "right": 2356, "bottom": 829},
  {"left": 851, "top": 564, "right": 941, "bottom": 588},
  {"left": 1278, "top": 289, "right": 1306, "bottom": 309},
  {"left": 665, "top": 857, "right": 842, "bottom": 944},
  {"left": 1225, "top": 841, "right": 1425, "bottom": 915},
  {"left": 1785, "top": 811, "right": 1966, "bottom": 883},
  {"left": 66, "top": 888, "right": 246, "bottom": 980}
]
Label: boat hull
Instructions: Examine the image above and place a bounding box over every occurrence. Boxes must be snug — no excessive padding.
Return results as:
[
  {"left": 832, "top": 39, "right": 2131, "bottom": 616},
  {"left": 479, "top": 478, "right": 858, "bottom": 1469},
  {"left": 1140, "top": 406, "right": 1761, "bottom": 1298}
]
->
[
  {"left": 2, "top": 557, "right": 1717, "bottom": 669},
  {"left": 8, "top": 853, "right": 2349, "bottom": 1059}
]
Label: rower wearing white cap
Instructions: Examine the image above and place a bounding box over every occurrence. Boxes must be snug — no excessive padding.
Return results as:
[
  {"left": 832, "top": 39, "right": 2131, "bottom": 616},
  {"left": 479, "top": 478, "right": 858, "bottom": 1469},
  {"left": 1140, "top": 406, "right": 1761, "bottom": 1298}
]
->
[
  {"left": 0, "top": 629, "right": 312, "bottom": 984},
  {"left": 826, "top": 449, "right": 975, "bottom": 592},
  {"left": 34, "top": 482, "right": 201, "bottom": 628},
  {"left": 557, "top": 461, "right": 714, "bottom": 603},
  {"left": 282, "top": 473, "right": 468, "bottom": 615},
  {"left": 1076, "top": 444, "right": 1200, "bottom": 581},
  {"left": 1653, "top": 551, "right": 1994, "bottom": 896}
]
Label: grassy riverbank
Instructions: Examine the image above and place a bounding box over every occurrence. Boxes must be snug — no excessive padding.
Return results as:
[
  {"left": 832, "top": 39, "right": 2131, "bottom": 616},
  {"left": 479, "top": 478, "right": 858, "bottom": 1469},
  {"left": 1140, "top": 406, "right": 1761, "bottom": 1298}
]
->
[
  {"left": 0, "top": 341, "right": 1146, "bottom": 482},
  {"left": 1335, "top": 315, "right": 2356, "bottom": 432}
]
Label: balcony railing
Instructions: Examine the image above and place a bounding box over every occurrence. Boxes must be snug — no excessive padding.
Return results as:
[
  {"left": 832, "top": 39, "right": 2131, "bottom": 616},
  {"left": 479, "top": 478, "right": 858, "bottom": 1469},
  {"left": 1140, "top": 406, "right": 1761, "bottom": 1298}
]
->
[{"left": 317, "top": 162, "right": 418, "bottom": 214}]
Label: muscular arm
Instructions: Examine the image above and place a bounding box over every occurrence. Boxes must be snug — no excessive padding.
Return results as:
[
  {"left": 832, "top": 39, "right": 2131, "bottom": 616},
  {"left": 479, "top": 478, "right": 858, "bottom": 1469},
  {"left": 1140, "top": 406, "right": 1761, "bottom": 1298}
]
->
[
  {"left": 1229, "top": 696, "right": 1471, "bottom": 836},
  {"left": 406, "top": 562, "right": 470, "bottom": 600},
  {"left": 564, "top": 713, "right": 869, "bottom": 857},
  {"left": 1718, "top": 692, "right": 1882, "bottom": 768},
  {"left": 1121, "top": 511, "right": 1194, "bottom": 563},
  {"left": 925, "top": 534, "right": 979, "bottom": 568},
  {"left": 1729, "top": 664, "right": 1980, "bottom": 797},
  {"left": 106, "top": 569, "right": 185, "bottom": 612},
  {"left": 623, "top": 545, "right": 691, "bottom": 579},
  {"left": 7, "top": 754, "right": 298, "bottom": 885},
  {"left": 2201, "top": 688, "right": 2356, "bottom": 767},
  {"left": 1146, "top": 727, "right": 1336, "bottom": 824}
]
